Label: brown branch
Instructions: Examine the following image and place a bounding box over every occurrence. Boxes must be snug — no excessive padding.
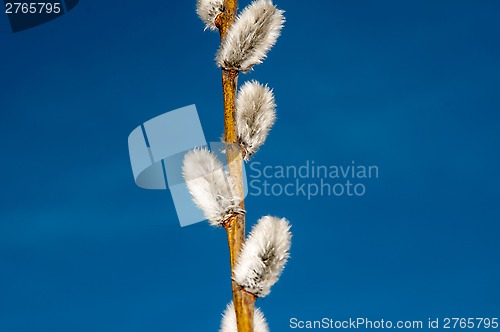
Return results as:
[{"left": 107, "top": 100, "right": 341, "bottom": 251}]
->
[
  {"left": 217, "top": 1, "right": 256, "bottom": 331},
  {"left": 224, "top": 215, "right": 255, "bottom": 332}
]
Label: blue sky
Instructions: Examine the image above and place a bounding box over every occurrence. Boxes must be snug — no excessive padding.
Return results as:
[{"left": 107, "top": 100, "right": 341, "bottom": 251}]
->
[{"left": 1, "top": 1, "right": 499, "bottom": 331}]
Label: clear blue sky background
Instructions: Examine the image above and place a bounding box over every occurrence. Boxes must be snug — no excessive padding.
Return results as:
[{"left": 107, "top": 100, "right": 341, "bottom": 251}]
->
[{"left": 1, "top": 1, "right": 499, "bottom": 331}]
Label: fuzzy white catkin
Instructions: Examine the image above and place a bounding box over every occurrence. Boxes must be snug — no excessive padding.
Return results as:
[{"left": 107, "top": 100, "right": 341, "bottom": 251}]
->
[
  {"left": 182, "top": 149, "right": 242, "bottom": 226},
  {"left": 196, "top": 0, "right": 225, "bottom": 31},
  {"left": 234, "top": 216, "right": 291, "bottom": 297},
  {"left": 220, "top": 302, "right": 269, "bottom": 332},
  {"left": 236, "top": 80, "right": 276, "bottom": 160},
  {"left": 216, "top": 0, "right": 285, "bottom": 73}
]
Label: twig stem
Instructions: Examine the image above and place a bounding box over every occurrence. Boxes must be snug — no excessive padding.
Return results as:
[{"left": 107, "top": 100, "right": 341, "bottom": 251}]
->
[{"left": 218, "top": 1, "right": 256, "bottom": 331}]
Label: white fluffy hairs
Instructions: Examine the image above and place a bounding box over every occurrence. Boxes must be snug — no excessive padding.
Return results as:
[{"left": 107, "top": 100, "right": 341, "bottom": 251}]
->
[
  {"left": 216, "top": 0, "right": 285, "bottom": 73},
  {"left": 220, "top": 302, "right": 269, "bottom": 332},
  {"left": 236, "top": 80, "right": 276, "bottom": 161},
  {"left": 182, "top": 148, "right": 242, "bottom": 226},
  {"left": 233, "top": 216, "right": 291, "bottom": 297},
  {"left": 196, "top": 0, "right": 225, "bottom": 31}
]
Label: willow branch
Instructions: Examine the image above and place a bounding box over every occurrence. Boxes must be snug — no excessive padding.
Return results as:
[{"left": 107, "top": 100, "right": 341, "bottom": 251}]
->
[{"left": 217, "top": 1, "right": 256, "bottom": 331}]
